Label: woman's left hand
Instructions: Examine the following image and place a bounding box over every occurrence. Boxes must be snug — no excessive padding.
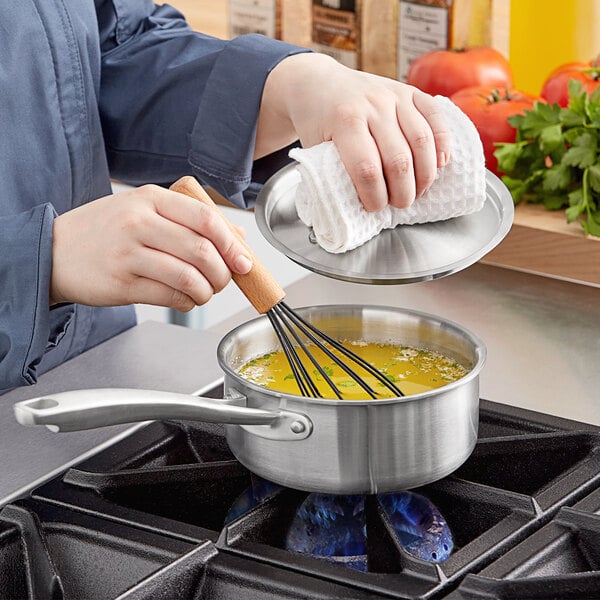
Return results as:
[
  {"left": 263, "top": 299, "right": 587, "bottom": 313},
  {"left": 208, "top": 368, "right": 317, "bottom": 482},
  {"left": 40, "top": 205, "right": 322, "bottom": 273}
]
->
[{"left": 256, "top": 53, "right": 451, "bottom": 212}]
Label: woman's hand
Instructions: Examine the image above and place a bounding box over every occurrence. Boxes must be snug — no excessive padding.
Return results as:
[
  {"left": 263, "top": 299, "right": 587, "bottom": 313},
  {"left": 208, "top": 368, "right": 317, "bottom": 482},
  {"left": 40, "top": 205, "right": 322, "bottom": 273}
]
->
[
  {"left": 256, "top": 53, "right": 451, "bottom": 212},
  {"left": 50, "top": 185, "right": 252, "bottom": 311}
]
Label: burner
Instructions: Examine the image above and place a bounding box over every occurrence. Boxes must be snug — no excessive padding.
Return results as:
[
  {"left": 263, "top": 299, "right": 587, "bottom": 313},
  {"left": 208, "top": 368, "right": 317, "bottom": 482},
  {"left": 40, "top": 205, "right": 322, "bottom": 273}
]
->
[
  {"left": 284, "top": 491, "right": 453, "bottom": 570},
  {"left": 225, "top": 475, "right": 285, "bottom": 524},
  {"left": 286, "top": 494, "right": 368, "bottom": 571},
  {"left": 377, "top": 492, "right": 453, "bottom": 563},
  {"left": 224, "top": 477, "right": 454, "bottom": 572}
]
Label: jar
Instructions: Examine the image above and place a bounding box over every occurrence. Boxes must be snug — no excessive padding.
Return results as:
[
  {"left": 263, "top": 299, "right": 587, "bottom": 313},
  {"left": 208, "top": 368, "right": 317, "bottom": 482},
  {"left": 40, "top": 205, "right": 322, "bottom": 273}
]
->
[
  {"left": 509, "top": 0, "right": 600, "bottom": 94},
  {"left": 228, "top": 0, "right": 312, "bottom": 47},
  {"left": 396, "top": 0, "right": 510, "bottom": 82}
]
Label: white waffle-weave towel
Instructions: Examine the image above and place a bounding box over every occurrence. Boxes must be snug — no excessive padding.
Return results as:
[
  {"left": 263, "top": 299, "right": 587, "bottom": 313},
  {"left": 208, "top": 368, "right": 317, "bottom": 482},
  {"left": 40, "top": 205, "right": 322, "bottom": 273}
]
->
[{"left": 289, "top": 95, "right": 486, "bottom": 254}]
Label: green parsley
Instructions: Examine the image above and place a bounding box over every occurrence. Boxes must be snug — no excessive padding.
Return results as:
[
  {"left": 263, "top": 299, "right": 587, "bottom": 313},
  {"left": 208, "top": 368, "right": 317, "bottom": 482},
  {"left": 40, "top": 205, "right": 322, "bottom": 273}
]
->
[
  {"left": 312, "top": 365, "right": 334, "bottom": 381},
  {"left": 495, "top": 80, "right": 600, "bottom": 237}
]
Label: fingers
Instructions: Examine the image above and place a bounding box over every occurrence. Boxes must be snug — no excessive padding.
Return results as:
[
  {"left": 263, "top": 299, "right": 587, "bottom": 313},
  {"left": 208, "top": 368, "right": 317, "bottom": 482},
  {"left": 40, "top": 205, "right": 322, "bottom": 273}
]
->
[
  {"left": 138, "top": 213, "right": 234, "bottom": 294},
  {"left": 270, "top": 55, "right": 451, "bottom": 211},
  {"left": 332, "top": 107, "right": 388, "bottom": 212},
  {"left": 147, "top": 186, "right": 252, "bottom": 275},
  {"left": 367, "top": 98, "right": 416, "bottom": 209},
  {"left": 50, "top": 185, "right": 252, "bottom": 310},
  {"left": 131, "top": 186, "right": 257, "bottom": 306},
  {"left": 330, "top": 86, "right": 450, "bottom": 211},
  {"left": 129, "top": 247, "right": 216, "bottom": 308},
  {"left": 394, "top": 101, "right": 437, "bottom": 202},
  {"left": 412, "top": 90, "right": 451, "bottom": 170},
  {"left": 125, "top": 277, "right": 196, "bottom": 312}
]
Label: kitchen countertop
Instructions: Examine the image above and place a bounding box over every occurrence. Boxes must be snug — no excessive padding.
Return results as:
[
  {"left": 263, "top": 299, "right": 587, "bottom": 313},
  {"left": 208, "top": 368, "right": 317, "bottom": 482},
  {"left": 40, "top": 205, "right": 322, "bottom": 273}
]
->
[
  {"left": 1, "top": 262, "right": 598, "bottom": 507},
  {"left": 0, "top": 321, "right": 224, "bottom": 507}
]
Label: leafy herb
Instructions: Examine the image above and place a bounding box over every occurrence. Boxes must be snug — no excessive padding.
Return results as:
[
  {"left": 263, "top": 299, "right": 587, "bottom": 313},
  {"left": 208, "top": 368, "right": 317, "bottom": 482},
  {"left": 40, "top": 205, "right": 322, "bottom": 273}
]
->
[
  {"left": 312, "top": 365, "right": 334, "bottom": 381},
  {"left": 338, "top": 381, "right": 356, "bottom": 387},
  {"left": 284, "top": 373, "right": 295, "bottom": 381},
  {"left": 375, "top": 373, "right": 406, "bottom": 388},
  {"left": 495, "top": 80, "right": 600, "bottom": 236}
]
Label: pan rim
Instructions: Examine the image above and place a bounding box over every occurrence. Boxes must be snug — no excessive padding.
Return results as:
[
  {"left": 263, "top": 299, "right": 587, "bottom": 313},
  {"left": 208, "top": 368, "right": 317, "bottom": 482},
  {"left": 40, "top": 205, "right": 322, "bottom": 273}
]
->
[{"left": 216, "top": 303, "right": 487, "bottom": 406}]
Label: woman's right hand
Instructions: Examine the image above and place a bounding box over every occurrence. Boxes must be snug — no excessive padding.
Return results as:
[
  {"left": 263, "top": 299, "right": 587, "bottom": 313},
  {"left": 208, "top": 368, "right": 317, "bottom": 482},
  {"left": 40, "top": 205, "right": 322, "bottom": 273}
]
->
[{"left": 50, "top": 184, "right": 253, "bottom": 312}]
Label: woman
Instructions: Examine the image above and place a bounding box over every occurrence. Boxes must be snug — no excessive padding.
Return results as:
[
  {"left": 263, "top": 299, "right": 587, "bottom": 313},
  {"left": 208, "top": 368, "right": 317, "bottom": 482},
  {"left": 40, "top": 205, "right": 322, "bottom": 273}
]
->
[{"left": 0, "top": 1, "right": 450, "bottom": 392}]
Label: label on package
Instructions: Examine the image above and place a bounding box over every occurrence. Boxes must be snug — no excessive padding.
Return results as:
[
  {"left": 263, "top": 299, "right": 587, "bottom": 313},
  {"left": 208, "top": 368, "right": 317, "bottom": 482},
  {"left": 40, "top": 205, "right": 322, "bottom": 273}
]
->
[
  {"left": 229, "top": 0, "right": 278, "bottom": 38},
  {"left": 397, "top": 0, "right": 449, "bottom": 81},
  {"left": 312, "top": 0, "right": 358, "bottom": 69}
]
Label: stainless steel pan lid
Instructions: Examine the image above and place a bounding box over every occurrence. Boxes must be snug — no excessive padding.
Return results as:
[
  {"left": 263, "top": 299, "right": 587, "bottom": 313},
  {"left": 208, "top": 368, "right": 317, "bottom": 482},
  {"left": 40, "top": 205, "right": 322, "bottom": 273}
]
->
[{"left": 254, "top": 163, "right": 514, "bottom": 285}]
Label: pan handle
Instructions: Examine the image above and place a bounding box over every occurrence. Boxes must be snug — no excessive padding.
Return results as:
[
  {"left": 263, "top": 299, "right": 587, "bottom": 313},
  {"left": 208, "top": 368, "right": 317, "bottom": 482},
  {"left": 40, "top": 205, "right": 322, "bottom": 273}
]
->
[{"left": 13, "top": 388, "right": 312, "bottom": 440}]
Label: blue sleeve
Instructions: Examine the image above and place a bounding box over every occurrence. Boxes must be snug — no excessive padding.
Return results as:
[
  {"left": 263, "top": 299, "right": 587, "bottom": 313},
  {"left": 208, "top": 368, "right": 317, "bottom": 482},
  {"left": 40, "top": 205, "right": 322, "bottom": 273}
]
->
[
  {"left": 97, "top": 2, "right": 309, "bottom": 208},
  {"left": 0, "top": 205, "right": 75, "bottom": 392}
]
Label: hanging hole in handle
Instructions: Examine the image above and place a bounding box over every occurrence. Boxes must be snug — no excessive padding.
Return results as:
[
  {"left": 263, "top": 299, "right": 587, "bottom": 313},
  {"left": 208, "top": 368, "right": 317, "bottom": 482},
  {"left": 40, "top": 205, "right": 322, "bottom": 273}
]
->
[
  {"left": 14, "top": 398, "right": 60, "bottom": 427},
  {"left": 25, "top": 398, "right": 59, "bottom": 410}
]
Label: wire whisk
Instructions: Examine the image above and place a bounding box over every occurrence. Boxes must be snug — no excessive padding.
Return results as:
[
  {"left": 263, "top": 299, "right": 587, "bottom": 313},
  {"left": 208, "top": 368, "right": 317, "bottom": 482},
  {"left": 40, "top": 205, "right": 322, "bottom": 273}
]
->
[
  {"left": 268, "top": 302, "right": 403, "bottom": 399},
  {"left": 170, "top": 177, "right": 404, "bottom": 400}
]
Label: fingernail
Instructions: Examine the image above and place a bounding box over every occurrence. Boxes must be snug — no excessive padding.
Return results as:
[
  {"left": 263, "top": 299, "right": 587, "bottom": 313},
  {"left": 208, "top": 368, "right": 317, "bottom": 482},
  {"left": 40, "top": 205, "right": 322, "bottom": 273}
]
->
[
  {"left": 234, "top": 255, "right": 252, "bottom": 274},
  {"left": 438, "top": 151, "right": 447, "bottom": 168}
]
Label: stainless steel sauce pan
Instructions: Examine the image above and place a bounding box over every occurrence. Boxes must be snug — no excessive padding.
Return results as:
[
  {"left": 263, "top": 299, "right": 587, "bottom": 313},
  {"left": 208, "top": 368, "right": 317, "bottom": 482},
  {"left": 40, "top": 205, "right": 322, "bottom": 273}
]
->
[{"left": 13, "top": 305, "right": 485, "bottom": 494}]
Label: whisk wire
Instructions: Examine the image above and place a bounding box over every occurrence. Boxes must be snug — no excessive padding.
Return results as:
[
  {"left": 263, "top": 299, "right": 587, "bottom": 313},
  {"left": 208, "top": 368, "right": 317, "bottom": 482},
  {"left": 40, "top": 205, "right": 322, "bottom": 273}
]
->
[
  {"left": 272, "top": 304, "right": 342, "bottom": 399},
  {"left": 267, "top": 311, "right": 319, "bottom": 397},
  {"left": 276, "top": 302, "right": 405, "bottom": 399},
  {"left": 276, "top": 303, "right": 377, "bottom": 399},
  {"left": 289, "top": 309, "right": 406, "bottom": 398}
]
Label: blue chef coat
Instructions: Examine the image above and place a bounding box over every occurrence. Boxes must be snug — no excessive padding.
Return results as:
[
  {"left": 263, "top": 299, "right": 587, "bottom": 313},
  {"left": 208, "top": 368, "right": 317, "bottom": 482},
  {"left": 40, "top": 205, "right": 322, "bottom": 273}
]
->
[{"left": 0, "top": 1, "right": 306, "bottom": 392}]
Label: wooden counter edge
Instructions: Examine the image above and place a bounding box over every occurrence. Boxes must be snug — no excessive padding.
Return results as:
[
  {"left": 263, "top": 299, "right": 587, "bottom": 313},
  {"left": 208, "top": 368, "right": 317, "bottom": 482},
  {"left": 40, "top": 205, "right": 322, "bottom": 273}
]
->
[{"left": 481, "top": 204, "right": 600, "bottom": 287}]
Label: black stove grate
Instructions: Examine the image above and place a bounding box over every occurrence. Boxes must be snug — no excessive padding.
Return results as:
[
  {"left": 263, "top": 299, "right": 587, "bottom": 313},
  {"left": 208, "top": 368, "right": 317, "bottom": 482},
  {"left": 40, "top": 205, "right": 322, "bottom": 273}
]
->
[
  {"left": 1, "top": 397, "right": 599, "bottom": 599},
  {"left": 450, "top": 488, "right": 600, "bottom": 598},
  {"left": 0, "top": 499, "right": 195, "bottom": 600}
]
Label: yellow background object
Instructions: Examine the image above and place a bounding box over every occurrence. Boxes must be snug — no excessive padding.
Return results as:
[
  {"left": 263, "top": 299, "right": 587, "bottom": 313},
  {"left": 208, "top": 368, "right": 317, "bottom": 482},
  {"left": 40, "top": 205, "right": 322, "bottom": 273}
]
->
[{"left": 509, "top": 0, "right": 600, "bottom": 95}]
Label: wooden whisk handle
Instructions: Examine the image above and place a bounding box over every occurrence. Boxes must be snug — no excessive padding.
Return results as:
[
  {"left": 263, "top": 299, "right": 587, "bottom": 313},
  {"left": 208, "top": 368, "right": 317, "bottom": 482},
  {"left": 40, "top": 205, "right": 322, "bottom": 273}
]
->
[{"left": 169, "top": 176, "right": 285, "bottom": 314}]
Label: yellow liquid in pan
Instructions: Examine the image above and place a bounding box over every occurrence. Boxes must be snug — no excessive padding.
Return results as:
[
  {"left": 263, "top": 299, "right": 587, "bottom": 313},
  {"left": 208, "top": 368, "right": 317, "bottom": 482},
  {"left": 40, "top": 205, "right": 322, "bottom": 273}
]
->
[{"left": 238, "top": 342, "right": 469, "bottom": 400}]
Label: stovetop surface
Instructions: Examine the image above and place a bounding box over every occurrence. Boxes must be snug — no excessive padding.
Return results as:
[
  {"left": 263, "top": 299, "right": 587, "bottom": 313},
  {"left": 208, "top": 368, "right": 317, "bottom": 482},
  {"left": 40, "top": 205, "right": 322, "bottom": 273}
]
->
[{"left": 3, "top": 394, "right": 600, "bottom": 600}]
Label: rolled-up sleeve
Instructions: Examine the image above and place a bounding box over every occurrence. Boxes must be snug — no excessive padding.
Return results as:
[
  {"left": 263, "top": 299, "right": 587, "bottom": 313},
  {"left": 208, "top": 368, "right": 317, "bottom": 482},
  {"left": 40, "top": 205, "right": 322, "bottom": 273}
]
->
[
  {"left": 0, "top": 205, "right": 75, "bottom": 391},
  {"left": 98, "top": 2, "right": 309, "bottom": 208}
]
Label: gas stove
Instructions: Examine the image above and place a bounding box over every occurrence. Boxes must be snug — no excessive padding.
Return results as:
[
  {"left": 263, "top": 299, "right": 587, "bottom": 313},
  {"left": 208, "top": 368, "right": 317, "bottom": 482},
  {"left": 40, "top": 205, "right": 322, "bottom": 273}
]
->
[{"left": 2, "top": 388, "right": 600, "bottom": 600}]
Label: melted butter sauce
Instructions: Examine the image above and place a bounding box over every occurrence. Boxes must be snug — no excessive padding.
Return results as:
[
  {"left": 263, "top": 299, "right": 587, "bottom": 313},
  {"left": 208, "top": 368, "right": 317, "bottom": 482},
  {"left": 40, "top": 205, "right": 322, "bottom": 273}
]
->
[{"left": 238, "top": 342, "right": 468, "bottom": 400}]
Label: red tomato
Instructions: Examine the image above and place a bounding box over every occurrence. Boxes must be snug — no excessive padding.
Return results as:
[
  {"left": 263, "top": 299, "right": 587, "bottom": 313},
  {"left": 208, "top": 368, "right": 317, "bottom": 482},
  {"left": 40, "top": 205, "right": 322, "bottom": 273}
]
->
[
  {"left": 407, "top": 47, "right": 513, "bottom": 97},
  {"left": 541, "top": 59, "right": 600, "bottom": 107},
  {"left": 450, "top": 87, "right": 541, "bottom": 176}
]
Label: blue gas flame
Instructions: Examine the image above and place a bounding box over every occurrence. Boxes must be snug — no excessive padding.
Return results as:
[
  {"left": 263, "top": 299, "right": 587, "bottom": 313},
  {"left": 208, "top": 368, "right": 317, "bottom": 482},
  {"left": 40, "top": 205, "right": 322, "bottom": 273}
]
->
[{"left": 225, "top": 478, "right": 454, "bottom": 570}]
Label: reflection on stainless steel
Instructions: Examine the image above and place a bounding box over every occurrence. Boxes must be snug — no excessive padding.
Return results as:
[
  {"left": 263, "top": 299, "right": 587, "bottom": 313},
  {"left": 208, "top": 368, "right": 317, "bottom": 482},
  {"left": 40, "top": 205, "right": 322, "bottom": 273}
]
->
[{"left": 255, "top": 164, "right": 514, "bottom": 284}]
